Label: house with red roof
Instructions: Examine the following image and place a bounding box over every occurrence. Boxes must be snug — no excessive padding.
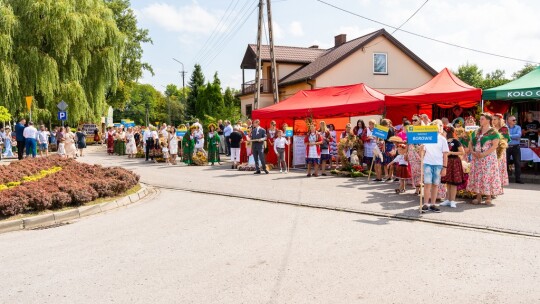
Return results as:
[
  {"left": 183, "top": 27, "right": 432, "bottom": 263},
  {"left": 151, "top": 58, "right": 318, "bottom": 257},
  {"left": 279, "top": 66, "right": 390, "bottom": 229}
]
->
[{"left": 238, "top": 28, "right": 437, "bottom": 117}]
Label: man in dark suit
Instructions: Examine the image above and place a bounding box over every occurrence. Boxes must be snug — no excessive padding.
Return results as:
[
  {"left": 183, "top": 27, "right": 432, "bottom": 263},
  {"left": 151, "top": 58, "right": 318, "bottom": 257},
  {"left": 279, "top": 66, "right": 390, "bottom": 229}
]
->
[{"left": 250, "top": 119, "right": 268, "bottom": 174}]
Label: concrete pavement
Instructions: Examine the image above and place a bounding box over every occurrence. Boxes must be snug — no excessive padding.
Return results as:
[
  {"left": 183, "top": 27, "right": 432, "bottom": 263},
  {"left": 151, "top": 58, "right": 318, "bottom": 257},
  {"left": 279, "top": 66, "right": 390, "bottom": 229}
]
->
[
  {"left": 1, "top": 188, "right": 539, "bottom": 304},
  {"left": 80, "top": 146, "right": 540, "bottom": 236}
]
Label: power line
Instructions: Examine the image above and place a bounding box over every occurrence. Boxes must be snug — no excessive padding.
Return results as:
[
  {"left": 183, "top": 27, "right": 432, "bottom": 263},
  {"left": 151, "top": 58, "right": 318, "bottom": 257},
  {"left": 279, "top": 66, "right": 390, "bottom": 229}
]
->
[
  {"left": 193, "top": 0, "right": 236, "bottom": 64},
  {"left": 198, "top": 0, "right": 253, "bottom": 65},
  {"left": 204, "top": 3, "right": 259, "bottom": 67},
  {"left": 392, "top": 0, "right": 429, "bottom": 34},
  {"left": 316, "top": 0, "right": 540, "bottom": 64},
  {"left": 200, "top": 1, "right": 258, "bottom": 67},
  {"left": 194, "top": 0, "right": 241, "bottom": 64},
  {"left": 365, "top": 0, "right": 429, "bottom": 50}
]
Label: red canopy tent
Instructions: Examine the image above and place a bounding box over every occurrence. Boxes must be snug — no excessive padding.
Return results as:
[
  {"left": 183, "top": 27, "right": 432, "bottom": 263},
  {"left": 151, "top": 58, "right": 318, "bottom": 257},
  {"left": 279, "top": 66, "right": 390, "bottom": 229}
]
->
[
  {"left": 252, "top": 83, "right": 385, "bottom": 132},
  {"left": 385, "top": 68, "right": 482, "bottom": 123}
]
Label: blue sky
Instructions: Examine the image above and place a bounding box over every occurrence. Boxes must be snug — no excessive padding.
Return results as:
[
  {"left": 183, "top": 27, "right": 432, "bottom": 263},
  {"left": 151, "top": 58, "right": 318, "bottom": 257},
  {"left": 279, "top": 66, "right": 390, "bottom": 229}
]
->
[{"left": 132, "top": 0, "right": 540, "bottom": 92}]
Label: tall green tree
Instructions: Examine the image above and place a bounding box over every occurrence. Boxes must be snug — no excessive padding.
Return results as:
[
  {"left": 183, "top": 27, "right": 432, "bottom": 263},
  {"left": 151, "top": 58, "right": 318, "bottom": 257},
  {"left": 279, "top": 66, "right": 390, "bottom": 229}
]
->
[
  {"left": 104, "top": 0, "right": 153, "bottom": 109},
  {"left": 186, "top": 64, "right": 205, "bottom": 120},
  {"left": 455, "top": 63, "right": 484, "bottom": 88},
  {"left": 1, "top": 0, "right": 125, "bottom": 125},
  {"left": 114, "top": 83, "right": 161, "bottom": 126},
  {"left": 0, "top": 0, "right": 18, "bottom": 106},
  {"left": 512, "top": 63, "right": 538, "bottom": 79},
  {"left": 482, "top": 69, "right": 510, "bottom": 89}
]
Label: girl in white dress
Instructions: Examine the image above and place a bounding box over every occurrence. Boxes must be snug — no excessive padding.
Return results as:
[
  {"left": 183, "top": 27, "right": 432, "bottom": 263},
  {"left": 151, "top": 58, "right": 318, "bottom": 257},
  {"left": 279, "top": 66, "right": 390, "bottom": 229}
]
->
[{"left": 168, "top": 128, "right": 178, "bottom": 165}]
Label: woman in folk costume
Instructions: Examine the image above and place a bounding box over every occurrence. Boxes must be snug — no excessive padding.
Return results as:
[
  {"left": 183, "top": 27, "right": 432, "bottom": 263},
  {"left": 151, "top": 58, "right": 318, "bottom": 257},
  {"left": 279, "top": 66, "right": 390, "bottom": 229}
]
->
[
  {"left": 467, "top": 113, "right": 504, "bottom": 205},
  {"left": 328, "top": 124, "right": 338, "bottom": 168},
  {"left": 125, "top": 127, "right": 137, "bottom": 158},
  {"left": 168, "top": 127, "right": 179, "bottom": 165},
  {"left": 117, "top": 127, "right": 127, "bottom": 156},
  {"left": 64, "top": 127, "right": 78, "bottom": 158},
  {"left": 492, "top": 113, "right": 510, "bottom": 188},
  {"left": 304, "top": 123, "right": 323, "bottom": 177},
  {"left": 281, "top": 123, "right": 292, "bottom": 168},
  {"left": 106, "top": 127, "right": 115, "bottom": 155},
  {"left": 194, "top": 125, "right": 206, "bottom": 154},
  {"left": 240, "top": 123, "right": 250, "bottom": 164},
  {"left": 183, "top": 126, "right": 196, "bottom": 165},
  {"left": 440, "top": 125, "right": 465, "bottom": 208},
  {"left": 318, "top": 121, "right": 333, "bottom": 176},
  {"left": 207, "top": 123, "right": 221, "bottom": 165},
  {"left": 265, "top": 120, "right": 278, "bottom": 166}
]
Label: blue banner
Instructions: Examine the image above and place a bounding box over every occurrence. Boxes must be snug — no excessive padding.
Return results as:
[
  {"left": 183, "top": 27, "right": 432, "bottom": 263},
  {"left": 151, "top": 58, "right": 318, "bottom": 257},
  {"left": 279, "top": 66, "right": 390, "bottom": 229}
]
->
[
  {"left": 372, "top": 124, "right": 389, "bottom": 139},
  {"left": 406, "top": 125, "right": 439, "bottom": 144}
]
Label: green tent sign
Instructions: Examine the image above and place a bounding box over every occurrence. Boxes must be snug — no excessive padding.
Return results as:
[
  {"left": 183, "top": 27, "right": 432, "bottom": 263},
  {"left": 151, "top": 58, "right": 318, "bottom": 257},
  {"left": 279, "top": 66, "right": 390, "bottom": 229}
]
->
[{"left": 482, "top": 66, "right": 540, "bottom": 100}]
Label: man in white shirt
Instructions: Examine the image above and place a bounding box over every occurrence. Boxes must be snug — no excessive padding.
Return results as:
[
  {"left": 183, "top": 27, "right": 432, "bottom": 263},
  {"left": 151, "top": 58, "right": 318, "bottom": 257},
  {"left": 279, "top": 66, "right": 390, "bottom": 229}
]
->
[
  {"left": 23, "top": 121, "right": 38, "bottom": 158},
  {"left": 143, "top": 126, "right": 154, "bottom": 161},
  {"left": 37, "top": 125, "right": 50, "bottom": 157},
  {"left": 223, "top": 120, "right": 233, "bottom": 156},
  {"left": 421, "top": 120, "right": 449, "bottom": 213}
]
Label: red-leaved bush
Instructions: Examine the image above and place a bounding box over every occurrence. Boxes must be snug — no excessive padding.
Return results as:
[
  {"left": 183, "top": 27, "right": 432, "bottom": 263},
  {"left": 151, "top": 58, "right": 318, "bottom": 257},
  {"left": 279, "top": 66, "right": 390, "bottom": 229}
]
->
[{"left": 0, "top": 156, "right": 139, "bottom": 216}]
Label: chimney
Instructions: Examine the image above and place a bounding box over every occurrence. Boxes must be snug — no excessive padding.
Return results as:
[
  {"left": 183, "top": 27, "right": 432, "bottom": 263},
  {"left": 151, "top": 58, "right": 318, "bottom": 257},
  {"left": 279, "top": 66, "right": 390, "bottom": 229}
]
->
[
  {"left": 334, "top": 34, "right": 346, "bottom": 47},
  {"left": 309, "top": 45, "right": 319, "bottom": 49}
]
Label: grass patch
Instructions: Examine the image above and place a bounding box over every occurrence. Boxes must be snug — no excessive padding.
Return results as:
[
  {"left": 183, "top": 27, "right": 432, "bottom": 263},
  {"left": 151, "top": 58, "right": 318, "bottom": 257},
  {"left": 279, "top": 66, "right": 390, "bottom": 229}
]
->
[{"left": 1, "top": 183, "right": 142, "bottom": 222}]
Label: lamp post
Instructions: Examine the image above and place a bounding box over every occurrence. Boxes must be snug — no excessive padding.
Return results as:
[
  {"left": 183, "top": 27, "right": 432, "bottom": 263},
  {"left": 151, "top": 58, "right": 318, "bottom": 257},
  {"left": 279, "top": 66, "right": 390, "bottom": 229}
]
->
[{"left": 172, "top": 58, "right": 187, "bottom": 100}]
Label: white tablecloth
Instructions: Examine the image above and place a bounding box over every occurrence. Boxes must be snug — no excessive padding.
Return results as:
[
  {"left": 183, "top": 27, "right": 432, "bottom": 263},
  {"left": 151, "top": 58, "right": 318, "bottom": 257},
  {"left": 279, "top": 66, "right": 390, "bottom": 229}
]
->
[{"left": 521, "top": 147, "right": 540, "bottom": 163}]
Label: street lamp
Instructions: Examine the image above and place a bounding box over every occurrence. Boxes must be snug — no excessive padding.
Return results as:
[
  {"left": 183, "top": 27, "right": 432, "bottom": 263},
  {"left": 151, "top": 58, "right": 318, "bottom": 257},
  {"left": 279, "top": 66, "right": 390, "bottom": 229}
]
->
[{"left": 172, "top": 58, "right": 187, "bottom": 99}]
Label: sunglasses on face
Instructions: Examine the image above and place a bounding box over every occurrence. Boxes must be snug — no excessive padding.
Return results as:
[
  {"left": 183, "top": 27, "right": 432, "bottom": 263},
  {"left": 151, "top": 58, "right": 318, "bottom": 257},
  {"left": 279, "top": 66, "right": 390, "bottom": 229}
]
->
[{"left": 412, "top": 119, "right": 418, "bottom": 122}]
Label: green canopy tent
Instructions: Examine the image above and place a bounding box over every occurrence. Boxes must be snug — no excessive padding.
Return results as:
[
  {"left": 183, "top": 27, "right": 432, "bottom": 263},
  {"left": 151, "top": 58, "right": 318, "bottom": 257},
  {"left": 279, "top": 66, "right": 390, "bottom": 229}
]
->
[
  {"left": 483, "top": 66, "right": 540, "bottom": 101},
  {"left": 482, "top": 66, "right": 540, "bottom": 115}
]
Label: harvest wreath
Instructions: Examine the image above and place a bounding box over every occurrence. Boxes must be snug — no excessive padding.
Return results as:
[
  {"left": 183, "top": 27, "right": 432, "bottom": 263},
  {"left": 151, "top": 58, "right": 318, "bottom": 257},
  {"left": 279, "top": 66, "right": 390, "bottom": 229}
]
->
[{"left": 0, "top": 156, "right": 139, "bottom": 217}]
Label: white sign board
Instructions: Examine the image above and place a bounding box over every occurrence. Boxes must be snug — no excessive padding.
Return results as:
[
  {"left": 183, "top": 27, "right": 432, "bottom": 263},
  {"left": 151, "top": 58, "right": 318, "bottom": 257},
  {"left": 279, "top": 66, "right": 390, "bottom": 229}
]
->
[
  {"left": 293, "top": 135, "right": 306, "bottom": 166},
  {"left": 465, "top": 125, "right": 480, "bottom": 132}
]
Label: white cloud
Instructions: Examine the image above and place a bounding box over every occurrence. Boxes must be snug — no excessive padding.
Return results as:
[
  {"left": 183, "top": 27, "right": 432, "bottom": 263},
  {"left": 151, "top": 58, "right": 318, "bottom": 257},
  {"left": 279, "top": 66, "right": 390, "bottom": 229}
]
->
[
  {"left": 139, "top": 3, "right": 219, "bottom": 34},
  {"left": 289, "top": 21, "right": 304, "bottom": 37},
  {"left": 272, "top": 21, "right": 284, "bottom": 40}
]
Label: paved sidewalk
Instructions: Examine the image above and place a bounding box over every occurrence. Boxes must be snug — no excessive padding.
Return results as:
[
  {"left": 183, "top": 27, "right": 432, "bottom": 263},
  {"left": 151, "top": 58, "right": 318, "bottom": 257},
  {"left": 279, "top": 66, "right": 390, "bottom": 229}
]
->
[{"left": 80, "top": 146, "right": 540, "bottom": 236}]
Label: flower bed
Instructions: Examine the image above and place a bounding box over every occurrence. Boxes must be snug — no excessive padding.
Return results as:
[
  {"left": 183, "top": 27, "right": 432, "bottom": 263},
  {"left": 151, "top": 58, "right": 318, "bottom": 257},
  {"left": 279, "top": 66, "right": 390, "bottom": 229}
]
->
[{"left": 0, "top": 156, "right": 139, "bottom": 217}]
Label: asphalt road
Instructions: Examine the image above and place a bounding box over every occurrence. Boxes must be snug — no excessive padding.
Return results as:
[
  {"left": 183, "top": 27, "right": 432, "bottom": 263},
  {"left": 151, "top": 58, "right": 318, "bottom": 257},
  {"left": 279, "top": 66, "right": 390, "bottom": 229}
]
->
[{"left": 1, "top": 187, "right": 539, "bottom": 303}]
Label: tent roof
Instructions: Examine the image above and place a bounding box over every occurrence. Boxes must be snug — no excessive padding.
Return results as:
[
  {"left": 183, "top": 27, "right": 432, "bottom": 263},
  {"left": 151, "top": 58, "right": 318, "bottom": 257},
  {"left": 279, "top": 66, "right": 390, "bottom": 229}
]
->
[
  {"left": 252, "top": 83, "right": 385, "bottom": 120},
  {"left": 385, "top": 68, "right": 482, "bottom": 107},
  {"left": 482, "top": 66, "right": 540, "bottom": 100}
]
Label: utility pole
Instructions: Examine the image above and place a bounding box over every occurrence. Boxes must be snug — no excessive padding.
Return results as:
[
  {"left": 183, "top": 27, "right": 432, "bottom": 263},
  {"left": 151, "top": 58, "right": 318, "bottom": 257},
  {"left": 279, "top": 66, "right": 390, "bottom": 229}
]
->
[
  {"left": 254, "top": 0, "right": 264, "bottom": 110},
  {"left": 266, "top": 0, "right": 279, "bottom": 104},
  {"left": 172, "top": 58, "right": 187, "bottom": 101}
]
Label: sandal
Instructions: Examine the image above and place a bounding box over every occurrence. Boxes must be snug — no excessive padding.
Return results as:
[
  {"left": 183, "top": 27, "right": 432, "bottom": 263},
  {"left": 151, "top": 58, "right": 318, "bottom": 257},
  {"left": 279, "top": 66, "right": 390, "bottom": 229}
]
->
[
  {"left": 471, "top": 198, "right": 481, "bottom": 205},
  {"left": 394, "top": 189, "right": 401, "bottom": 194}
]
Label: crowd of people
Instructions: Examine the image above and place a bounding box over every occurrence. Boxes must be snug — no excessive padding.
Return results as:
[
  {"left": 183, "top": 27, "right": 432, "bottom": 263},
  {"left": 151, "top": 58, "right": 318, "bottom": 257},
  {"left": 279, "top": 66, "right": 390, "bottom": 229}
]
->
[
  {"left": 0, "top": 118, "right": 88, "bottom": 160},
  {"left": 3, "top": 111, "right": 537, "bottom": 213},
  {"left": 98, "top": 112, "right": 530, "bottom": 213}
]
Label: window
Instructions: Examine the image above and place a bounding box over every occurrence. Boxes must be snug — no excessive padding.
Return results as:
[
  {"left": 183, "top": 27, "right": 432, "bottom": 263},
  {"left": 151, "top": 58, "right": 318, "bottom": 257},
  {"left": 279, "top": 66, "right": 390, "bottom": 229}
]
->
[
  {"left": 373, "top": 53, "right": 388, "bottom": 74},
  {"left": 246, "top": 104, "right": 252, "bottom": 118}
]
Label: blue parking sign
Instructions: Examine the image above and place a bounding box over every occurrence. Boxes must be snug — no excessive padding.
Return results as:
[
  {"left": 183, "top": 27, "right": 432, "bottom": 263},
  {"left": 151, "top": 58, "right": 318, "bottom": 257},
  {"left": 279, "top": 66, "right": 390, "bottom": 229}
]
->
[{"left": 58, "top": 111, "right": 67, "bottom": 121}]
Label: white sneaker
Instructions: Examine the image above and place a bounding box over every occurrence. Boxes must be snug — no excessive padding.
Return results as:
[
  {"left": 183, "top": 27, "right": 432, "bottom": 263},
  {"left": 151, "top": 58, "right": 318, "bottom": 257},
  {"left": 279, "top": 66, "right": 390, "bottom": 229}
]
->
[
  {"left": 280, "top": 169, "right": 283, "bottom": 173},
  {"left": 450, "top": 201, "right": 457, "bottom": 208},
  {"left": 440, "top": 200, "right": 451, "bottom": 207}
]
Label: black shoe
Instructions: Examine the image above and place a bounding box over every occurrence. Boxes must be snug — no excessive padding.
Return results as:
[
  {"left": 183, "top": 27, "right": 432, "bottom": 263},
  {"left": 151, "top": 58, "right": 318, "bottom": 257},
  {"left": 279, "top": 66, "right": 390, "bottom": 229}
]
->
[
  {"left": 264, "top": 170, "right": 269, "bottom": 174},
  {"left": 394, "top": 178, "right": 399, "bottom": 182},
  {"left": 231, "top": 165, "right": 234, "bottom": 169},
  {"left": 421, "top": 205, "right": 429, "bottom": 213},
  {"left": 516, "top": 180, "right": 525, "bottom": 184},
  {"left": 254, "top": 171, "right": 261, "bottom": 174},
  {"left": 429, "top": 205, "right": 441, "bottom": 213}
]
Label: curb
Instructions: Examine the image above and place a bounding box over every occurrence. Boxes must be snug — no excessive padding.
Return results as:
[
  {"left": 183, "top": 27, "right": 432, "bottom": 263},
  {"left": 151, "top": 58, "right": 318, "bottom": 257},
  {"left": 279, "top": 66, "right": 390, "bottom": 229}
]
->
[
  {"left": 153, "top": 185, "right": 540, "bottom": 239},
  {"left": 0, "top": 183, "right": 152, "bottom": 234}
]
